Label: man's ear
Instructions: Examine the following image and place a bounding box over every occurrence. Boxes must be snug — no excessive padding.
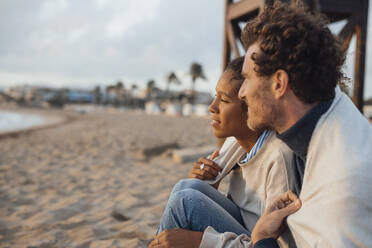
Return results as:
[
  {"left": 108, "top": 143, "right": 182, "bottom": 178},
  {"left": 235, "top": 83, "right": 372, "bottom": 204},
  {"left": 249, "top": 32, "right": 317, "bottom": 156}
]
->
[{"left": 271, "top": 69, "right": 289, "bottom": 100}]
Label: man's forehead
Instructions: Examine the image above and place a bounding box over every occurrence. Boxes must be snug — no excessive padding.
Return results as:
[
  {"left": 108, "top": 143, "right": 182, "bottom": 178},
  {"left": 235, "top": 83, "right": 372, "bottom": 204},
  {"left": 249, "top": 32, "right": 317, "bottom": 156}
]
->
[{"left": 243, "top": 43, "right": 260, "bottom": 73}]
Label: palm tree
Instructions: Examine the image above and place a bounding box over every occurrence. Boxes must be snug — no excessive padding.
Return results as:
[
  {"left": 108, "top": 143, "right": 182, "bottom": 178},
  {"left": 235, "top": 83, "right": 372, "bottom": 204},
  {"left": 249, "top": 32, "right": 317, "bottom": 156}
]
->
[
  {"left": 93, "top": 85, "right": 102, "bottom": 104},
  {"left": 115, "top": 81, "right": 124, "bottom": 90},
  {"left": 146, "top": 79, "right": 156, "bottom": 100},
  {"left": 189, "top": 62, "right": 206, "bottom": 93},
  {"left": 129, "top": 83, "right": 138, "bottom": 108},
  {"left": 166, "top": 72, "right": 181, "bottom": 92},
  {"left": 115, "top": 81, "right": 125, "bottom": 105}
]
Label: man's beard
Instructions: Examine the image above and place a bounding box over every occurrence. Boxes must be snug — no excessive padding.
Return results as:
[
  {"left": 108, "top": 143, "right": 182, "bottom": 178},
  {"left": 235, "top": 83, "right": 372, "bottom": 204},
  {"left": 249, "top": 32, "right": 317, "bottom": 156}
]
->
[{"left": 246, "top": 81, "right": 279, "bottom": 131}]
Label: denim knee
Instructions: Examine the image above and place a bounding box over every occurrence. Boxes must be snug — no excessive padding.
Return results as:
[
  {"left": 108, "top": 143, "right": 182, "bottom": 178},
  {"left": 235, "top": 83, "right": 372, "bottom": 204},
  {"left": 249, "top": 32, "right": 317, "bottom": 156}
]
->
[
  {"left": 172, "top": 178, "right": 209, "bottom": 194},
  {"left": 159, "top": 188, "right": 206, "bottom": 232},
  {"left": 167, "top": 188, "right": 204, "bottom": 213}
]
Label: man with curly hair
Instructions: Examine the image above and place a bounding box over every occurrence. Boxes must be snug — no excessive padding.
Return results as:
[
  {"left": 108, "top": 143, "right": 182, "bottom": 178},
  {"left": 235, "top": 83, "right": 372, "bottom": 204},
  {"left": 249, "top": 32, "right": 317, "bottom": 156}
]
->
[{"left": 237, "top": 1, "right": 372, "bottom": 247}]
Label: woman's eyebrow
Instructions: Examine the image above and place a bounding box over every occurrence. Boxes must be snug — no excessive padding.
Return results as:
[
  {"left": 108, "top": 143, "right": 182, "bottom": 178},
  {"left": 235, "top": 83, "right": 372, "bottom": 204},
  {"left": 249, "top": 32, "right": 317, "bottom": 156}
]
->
[{"left": 217, "top": 90, "right": 233, "bottom": 99}]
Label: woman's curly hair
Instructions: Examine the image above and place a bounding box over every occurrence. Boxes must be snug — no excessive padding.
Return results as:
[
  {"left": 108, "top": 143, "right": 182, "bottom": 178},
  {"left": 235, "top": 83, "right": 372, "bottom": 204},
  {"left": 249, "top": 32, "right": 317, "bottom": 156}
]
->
[
  {"left": 225, "top": 56, "right": 248, "bottom": 111},
  {"left": 241, "top": 1, "right": 346, "bottom": 103}
]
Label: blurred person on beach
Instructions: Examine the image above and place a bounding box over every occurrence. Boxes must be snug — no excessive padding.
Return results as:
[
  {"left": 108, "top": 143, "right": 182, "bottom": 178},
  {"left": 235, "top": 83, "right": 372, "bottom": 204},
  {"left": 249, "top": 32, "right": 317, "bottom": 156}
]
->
[
  {"left": 150, "top": 57, "right": 299, "bottom": 248},
  {"left": 235, "top": 1, "right": 372, "bottom": 247}
]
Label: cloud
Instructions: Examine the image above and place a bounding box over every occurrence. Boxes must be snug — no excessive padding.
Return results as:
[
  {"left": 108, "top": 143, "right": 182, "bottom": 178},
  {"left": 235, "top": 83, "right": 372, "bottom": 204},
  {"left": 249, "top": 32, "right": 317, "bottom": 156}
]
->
[
  {"left": 0, "top": 0, "right": 370, "bottom": 98},
  {"left": 0, "top": 0, "right": 224, "bottom": 92}
]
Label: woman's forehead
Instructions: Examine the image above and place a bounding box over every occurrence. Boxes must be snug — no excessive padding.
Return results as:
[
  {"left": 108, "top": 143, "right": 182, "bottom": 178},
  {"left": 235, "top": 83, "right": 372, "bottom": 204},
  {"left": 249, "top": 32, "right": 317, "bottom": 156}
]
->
[{"left": 217, "top": 71, "right": 241, "bottom": 97}]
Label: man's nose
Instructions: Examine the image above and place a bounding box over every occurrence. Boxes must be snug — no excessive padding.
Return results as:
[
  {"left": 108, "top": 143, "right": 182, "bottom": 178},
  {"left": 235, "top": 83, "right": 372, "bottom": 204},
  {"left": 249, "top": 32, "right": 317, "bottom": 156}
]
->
[{"left": 238, "top": 82, "right": 246, "bottom": 100}]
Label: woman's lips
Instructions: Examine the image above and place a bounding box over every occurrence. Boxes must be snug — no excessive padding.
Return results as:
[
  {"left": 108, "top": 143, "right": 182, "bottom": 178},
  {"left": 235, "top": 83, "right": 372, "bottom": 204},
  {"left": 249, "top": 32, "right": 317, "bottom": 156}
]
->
[{"left": 210, "top": 119, "right": 220, "bottom": 127}]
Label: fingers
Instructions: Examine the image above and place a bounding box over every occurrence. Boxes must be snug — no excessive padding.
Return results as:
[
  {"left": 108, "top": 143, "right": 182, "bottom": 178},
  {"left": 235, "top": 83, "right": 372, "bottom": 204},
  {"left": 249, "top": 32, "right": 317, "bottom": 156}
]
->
[
  {"left": 265, "top": 190, "right": 300, "bottom": 214},
  {"left": 270, "top": 192, "right": 301, "bottom": 221},
  {"left": 279, "top": 190, "right": 299, "bottom": 205},
  {"left": 277, "top": 198, "right": 302, "bottom": 217},
  {"left": 149, "top": 231, "right": 167, "bottom": 247},
  {"left": 189, "top": 155, "right": 222, "bottom": 180},
  {"left": 149, "top": 238, "right": 162, "bottom": 248},
  {"left": 190, "top": 167, "right": 216, "bottom": 180},
  {"left": 272, "top": 190, "right": 299, "bottom": 209},
  {"left": 198, "top": 158, "right": 222, "bottom": 174},
  {"left": 210, "top": 149, "right": 220, "bottom": 160},
  {"left": 189, "top": 174, "right": 204, "bottom": 180}
]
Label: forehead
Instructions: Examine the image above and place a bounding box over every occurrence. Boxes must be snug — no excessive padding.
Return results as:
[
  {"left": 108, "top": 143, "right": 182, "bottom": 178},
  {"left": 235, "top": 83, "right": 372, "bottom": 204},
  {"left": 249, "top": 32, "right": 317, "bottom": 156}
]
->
[
  {"left": 243, "top": 43, "right": 260, "bottom": 74},
  {"left": 216, "top": 71, "right": 240, "bottom": 95}
]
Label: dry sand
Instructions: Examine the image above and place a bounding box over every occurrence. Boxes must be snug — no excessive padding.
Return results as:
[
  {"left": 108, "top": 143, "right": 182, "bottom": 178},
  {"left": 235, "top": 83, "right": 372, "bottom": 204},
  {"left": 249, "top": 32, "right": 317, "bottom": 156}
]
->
[{"left": 0, "top": 108, "right": 222, "bottom": 248}]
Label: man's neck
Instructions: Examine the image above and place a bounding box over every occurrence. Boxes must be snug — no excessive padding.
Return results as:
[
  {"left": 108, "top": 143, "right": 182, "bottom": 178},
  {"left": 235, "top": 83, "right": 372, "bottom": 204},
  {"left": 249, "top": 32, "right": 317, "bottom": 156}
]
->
[{"left": 276, "top": 99, "right": 318, "bottom": 134}]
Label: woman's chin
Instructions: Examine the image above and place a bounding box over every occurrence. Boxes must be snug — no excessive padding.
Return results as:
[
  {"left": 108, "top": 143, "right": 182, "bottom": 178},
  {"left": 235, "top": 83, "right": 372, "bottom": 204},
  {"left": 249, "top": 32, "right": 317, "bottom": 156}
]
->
[{"left": 213, "top": 130, "right": 228, "bottom": 139}]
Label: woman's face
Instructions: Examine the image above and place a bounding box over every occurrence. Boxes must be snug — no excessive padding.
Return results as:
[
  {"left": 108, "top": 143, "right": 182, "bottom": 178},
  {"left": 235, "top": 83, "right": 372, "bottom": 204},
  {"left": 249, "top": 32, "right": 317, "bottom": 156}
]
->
[{"left": 208, "top": 71, "right": 250, "bottom": 139}]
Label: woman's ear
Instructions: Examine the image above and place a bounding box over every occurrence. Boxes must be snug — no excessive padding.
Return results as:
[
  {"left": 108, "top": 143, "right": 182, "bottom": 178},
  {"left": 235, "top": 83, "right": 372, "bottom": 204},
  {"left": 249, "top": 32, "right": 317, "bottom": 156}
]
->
[{"left": 271, "top": 69, "right": 289, "bottom": 100}]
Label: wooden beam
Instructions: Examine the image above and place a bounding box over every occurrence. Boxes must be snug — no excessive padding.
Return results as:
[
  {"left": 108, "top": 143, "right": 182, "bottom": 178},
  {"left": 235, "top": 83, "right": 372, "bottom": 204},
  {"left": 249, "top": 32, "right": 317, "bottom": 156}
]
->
[
  {"left": 222, "top": 0, "right": 233, "bottom": 70},
  {"left": 318, "top": 0, "right": 362, "bottom": 15},
  {"left": 227, "top": 21, "right": 240, "bottom": 58},
  {"left": 341, "top": 33, "right": 354, "bottom": 52},
  {"left": 227, "top": 0, "right": 262, "bottom": 20},
  {"left": 232, "top": 21, "right": 243, "bottom": 48},
  {"left": 352, "top": 2, "right": 368, "bottom": 112},
  {"left": 222, "top": 31, "right": 231, "bottom": 71},
  {"left": 338, "top": 15, "right": 358, "bottom": 51}
]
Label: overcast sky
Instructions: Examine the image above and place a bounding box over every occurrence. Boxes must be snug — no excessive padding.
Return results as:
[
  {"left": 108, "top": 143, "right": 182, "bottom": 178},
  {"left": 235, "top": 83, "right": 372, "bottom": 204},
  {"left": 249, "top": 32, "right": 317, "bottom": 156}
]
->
[{"left": 0, "top": 0, "right": 371, "bottom": 98}]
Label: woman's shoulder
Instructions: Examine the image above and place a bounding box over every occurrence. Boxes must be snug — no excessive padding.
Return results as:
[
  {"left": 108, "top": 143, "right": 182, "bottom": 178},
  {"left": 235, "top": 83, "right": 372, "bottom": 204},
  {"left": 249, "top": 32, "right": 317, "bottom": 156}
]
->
[{"left": 264, "top": 132, "right": 293, "bottom": 160}]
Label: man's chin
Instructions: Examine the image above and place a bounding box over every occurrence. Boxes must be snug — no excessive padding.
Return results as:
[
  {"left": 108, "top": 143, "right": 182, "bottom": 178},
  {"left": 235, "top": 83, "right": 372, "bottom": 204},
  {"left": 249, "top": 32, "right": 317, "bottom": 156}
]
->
[{"left": 247, "top": 120, "right": 262, "bottom": 132}]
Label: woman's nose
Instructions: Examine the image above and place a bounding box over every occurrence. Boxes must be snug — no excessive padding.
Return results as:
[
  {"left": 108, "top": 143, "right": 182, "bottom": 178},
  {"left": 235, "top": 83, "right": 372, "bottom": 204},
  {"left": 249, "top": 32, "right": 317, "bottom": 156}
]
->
[{"left": 208, "top": 99, "right": 219, "bottom": 114}]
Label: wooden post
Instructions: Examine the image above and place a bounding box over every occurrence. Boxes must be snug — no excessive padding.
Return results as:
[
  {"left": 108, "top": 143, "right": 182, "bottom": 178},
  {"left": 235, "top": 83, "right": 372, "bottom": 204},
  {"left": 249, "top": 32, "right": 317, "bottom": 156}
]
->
[
  {"left": 222, "top": 0, "right": 233, "bottom": 70},
  {"left": 352, "top": 0, "right": 368, "bottom": 112}
]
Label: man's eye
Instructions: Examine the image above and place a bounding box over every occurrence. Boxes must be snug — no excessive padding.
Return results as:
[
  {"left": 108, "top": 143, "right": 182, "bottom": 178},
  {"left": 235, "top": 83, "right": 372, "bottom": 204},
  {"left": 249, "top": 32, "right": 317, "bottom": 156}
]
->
[{"left": 221, "top": 98, "right": 229, "bottom": 103}]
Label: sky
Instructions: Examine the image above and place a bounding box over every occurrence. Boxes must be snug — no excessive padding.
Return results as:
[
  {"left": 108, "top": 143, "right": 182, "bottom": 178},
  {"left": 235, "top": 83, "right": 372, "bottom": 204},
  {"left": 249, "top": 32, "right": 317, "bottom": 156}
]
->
[{"left": 0, "top": 0, "right": 371, "bottom": 99}]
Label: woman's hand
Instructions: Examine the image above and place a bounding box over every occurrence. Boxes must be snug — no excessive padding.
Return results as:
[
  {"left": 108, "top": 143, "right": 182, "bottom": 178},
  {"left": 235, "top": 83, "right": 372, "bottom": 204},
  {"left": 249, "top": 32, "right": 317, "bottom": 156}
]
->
[
  {"left": 252, "top": 190, "right": 302, "bottom": 244},
  {"left": 189, "top": 150, "right": 221, "bottom": 181},
  {"left": 149, "top": 229, "right": 203, "bottom": 248}
]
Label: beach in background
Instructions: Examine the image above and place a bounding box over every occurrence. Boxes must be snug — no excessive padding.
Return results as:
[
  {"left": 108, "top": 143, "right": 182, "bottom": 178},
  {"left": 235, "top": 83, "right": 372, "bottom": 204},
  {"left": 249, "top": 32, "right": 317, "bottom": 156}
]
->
[
  {"left": 0, "top": 106, "right": 230, "bottom": 248},
  {"left": 0, "top": 111, "right": 46, "bottom": 132}
]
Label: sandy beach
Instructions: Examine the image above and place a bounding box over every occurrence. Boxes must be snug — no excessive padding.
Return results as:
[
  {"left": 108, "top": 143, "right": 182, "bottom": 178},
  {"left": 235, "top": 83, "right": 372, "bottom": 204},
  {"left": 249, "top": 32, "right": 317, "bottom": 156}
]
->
[{"left": 0, "top": 107, "right": 222, "bottom": 248}]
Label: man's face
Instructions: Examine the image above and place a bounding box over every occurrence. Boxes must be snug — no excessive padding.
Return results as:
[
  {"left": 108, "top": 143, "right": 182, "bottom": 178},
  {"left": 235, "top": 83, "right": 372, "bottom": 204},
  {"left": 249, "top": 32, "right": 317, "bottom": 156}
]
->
[{"left": 238, "top": 43, "right": 279, "bottom": 131}]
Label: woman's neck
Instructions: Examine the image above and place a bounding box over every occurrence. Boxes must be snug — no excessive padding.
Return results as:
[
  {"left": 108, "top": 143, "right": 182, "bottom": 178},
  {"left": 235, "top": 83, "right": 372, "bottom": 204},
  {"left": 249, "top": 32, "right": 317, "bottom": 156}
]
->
[{"left": 235, "top": 131, "right": 262, "bottom": 153}]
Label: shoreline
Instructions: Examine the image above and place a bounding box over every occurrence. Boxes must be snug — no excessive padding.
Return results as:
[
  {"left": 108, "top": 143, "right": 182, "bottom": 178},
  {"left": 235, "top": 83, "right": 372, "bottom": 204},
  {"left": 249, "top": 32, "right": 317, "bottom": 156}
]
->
[{"left": 0, "top": 107, "right": 74, "bottom": 140}]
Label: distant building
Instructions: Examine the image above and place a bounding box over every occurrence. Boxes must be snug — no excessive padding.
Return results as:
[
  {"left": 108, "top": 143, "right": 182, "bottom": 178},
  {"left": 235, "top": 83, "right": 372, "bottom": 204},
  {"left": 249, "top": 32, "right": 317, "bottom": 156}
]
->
[{"left": 66, "top": 90, "right": 95, "bottom": 103}]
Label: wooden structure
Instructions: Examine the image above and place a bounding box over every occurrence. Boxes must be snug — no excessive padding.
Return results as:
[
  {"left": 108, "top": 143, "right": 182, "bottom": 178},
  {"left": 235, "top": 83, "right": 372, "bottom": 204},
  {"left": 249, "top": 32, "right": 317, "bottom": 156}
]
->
[{"left": 223, "top": 0, "right": 369, "bottom": 112}]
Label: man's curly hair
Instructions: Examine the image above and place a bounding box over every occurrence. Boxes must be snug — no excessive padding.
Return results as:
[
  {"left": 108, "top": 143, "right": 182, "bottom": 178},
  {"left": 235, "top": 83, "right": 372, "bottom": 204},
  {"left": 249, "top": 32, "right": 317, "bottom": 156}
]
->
[{"left": 241, "top": 1, "right": 346, "bottom": 103}]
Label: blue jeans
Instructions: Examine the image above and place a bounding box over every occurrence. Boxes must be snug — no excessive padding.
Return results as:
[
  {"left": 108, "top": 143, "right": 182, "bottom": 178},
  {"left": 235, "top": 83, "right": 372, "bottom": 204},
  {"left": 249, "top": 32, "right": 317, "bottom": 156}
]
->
[{"left": 157, "top": 178, "right": 250, "bottom": 236}]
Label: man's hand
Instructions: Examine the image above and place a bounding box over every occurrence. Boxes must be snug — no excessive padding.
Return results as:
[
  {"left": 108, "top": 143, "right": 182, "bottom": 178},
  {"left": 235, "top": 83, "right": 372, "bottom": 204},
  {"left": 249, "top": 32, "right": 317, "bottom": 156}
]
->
[
  {"left": 149, "top": 228, "right": 203, "bottom": 248},
  {"left": 252, "top": 190, "right": 302, "bottom": 244},
  {"left": 189, "top": 150, "right": 221, "bottom": 181}
]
